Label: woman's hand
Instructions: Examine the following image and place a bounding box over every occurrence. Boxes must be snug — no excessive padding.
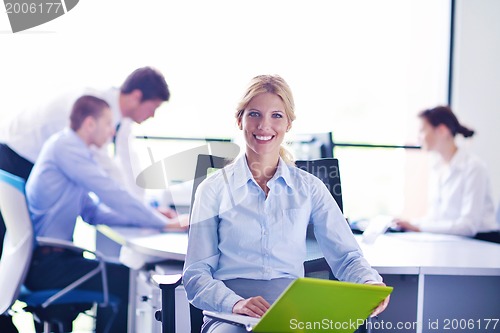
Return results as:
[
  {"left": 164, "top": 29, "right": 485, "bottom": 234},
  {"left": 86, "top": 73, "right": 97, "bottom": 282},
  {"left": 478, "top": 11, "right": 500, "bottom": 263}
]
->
[
  {"left": 393, "top": 219, "right": 421, "bottom": 232},
  {"left": 366, "top": 282, "right": 391, "bottom": 317},
  {"left": 232, "top": 296, "right": 270, "bottom": 318}
]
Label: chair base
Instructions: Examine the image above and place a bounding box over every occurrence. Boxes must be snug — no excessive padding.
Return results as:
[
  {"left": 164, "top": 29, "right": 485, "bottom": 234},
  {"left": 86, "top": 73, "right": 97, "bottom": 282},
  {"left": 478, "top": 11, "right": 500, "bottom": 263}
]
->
[{"left": 26, "top": 303, "right": 92, "bottom": 333}]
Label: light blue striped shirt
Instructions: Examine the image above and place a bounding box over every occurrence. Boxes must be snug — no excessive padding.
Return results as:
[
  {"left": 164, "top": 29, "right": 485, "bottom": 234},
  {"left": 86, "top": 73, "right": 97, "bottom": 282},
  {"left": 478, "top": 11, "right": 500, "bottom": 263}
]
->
[
  {"left": 183, "top": 155, "right": 382, "bottom": 313},
  {"left": 26, "top": 128, "right": 167, "bottom": 241}
]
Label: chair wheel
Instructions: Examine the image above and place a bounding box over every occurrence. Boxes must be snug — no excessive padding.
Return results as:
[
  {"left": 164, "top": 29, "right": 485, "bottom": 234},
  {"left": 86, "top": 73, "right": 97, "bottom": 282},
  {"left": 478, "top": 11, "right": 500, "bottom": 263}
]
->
[{"left": 155, "top": 309, "right": 162, "bottom": 322}]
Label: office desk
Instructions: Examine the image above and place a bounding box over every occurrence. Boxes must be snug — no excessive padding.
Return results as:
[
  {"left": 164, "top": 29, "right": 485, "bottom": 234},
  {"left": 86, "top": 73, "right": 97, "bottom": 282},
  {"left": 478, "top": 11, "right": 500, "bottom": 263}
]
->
[
  {"left": 96, "top": 226, "right": 190, "bottom": 333},
  {"left": 97, "top": 225, "right": 325, "bottom": 264},
  {"left": 356, "top": 233, "right": 500, "bottom": 333},
  {"left": 97, "top": 225, "right": 187, "bottom": 262},
  {"left": 358, "top": 232, "right": 500, "bottom": 275},
  {"left": 97, "top": 227, "right": 500, "bottom": 333}
]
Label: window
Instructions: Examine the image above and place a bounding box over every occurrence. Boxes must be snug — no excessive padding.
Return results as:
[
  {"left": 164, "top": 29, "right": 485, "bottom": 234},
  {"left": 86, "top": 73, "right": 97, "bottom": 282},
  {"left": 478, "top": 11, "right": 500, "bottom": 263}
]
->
[
  {"left": 134, "top": 0, "right": 452, "bottom": 219},
  {"left": 1, "top": 0, "right": 451, "bottom": 219}
]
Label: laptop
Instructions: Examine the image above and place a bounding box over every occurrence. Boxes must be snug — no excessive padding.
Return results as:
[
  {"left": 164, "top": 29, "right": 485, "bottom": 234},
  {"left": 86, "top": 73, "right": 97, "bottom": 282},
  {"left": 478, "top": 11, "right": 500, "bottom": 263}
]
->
[{"left": 204, "top": 277, "right": 393, "bottom": 333}]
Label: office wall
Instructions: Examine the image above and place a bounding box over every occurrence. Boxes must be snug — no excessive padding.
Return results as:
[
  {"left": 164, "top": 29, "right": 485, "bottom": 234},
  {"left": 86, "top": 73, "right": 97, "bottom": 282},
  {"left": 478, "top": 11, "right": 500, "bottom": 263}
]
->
[
  {"left": 2, "top": 0, "right": 499, "bottom": 209},
  {"left": 452, "top": 0, "right": 500, "bottom": 203}
]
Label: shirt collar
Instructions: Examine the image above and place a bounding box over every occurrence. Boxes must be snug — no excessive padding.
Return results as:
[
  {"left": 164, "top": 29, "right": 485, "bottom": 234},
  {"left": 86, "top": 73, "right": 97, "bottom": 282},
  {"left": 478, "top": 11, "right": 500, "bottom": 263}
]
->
[
  {"left": 272, "top": 157, "right": 295, "bottom": 190},
  {"left": 64, "top": 127, "right": 84, "bottom": 144},
  {"left": 63, "top": 128, "right": 96, "bottom": 158},
  {"left": 434, "top": 147, "right": 467, "bottom": 172},
  {"left": 232, "top": 154, "right": 296, "bottom": 190},
  {"left": 448, "top": 147, "right": 467, "bottom": 171}
]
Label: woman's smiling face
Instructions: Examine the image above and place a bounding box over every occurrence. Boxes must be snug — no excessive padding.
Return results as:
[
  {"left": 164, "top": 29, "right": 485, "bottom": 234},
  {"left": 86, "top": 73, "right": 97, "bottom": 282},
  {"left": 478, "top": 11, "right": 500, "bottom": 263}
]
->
[{"left": 238, "top": 92, "right": 289, "bottom": 160}]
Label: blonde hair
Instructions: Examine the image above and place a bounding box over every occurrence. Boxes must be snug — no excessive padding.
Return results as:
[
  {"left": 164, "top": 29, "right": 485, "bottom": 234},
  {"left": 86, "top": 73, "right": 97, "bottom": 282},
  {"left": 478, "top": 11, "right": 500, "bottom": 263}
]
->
[{"left": 235, "top": 75, "right": 296, "bottom": 164}]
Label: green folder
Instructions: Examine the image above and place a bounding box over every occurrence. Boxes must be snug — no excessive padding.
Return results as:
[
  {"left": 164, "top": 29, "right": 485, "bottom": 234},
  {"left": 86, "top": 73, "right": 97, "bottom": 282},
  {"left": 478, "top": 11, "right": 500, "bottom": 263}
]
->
[{"left": 204, "top": 277, "right": 393, "bottom": 333}]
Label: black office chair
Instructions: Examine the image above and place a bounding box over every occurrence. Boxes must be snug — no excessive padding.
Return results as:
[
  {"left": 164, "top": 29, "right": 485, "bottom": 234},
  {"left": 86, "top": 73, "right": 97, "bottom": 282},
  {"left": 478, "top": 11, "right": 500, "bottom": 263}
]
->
[
  {"left": 154, "top": 155, "right": 233, "bottom": 333},
  {"left": 187, "top": 155, "right": 233, "bottom": 332},
  {"left": 296, "top": 159, "right": 372, "bottom": 333},
  {"left": 155, "top": 156, "right": 365, "bottom": 333},
  {"left": 0, "top": 169, "right": 119, "bottom": 333},
  {"left": 295, "top": 158, "right": 345, "bottom": 280},
  {"left": 295, "top": 158, "right": 343, "bottom": 211}
]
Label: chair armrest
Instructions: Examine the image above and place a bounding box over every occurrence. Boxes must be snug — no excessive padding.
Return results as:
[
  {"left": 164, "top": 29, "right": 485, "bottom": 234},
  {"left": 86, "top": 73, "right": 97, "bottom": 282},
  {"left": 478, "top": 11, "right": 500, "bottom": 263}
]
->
[
  {"left": 151, "top": 274, "right": 182, "bottom": 332},
  {"left": 151, "top": 274, "right": 182, "bottom": 289},
  {"left": 36, "top": 236, "right": 106, "bottom": 259},
  {"left": 36, "top": 237, "right": 111, "bottom": 308}
]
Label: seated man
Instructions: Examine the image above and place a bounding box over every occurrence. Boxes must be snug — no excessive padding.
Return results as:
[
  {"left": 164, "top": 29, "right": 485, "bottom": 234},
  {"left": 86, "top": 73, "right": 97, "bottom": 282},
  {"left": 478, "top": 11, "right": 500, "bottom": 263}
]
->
[
  {"left": 25, "top": 95, "right": 182, "bottom": 332},
  {"left": 0, "top": 66, "right": 172, "bottom": 333}
]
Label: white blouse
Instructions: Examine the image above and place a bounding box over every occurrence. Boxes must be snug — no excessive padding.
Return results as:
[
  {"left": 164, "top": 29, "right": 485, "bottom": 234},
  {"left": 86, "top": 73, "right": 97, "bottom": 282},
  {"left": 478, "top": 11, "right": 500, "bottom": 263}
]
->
[{"left": 413, "top": 148, "right": 498, "bottom": 236}]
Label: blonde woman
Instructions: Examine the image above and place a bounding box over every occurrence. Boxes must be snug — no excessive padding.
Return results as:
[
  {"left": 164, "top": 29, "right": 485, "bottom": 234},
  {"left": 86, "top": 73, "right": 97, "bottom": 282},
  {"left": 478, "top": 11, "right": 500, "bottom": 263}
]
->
[{"left": 183, "top": 75, "right": 389, "bottom": 332}]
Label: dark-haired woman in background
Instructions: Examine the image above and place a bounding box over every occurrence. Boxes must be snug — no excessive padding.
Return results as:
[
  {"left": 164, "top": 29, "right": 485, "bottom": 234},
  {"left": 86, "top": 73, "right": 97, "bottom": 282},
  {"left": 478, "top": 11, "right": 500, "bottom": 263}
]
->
[{"left": 395, "top": 106, "right": 499, "bottom": 240}]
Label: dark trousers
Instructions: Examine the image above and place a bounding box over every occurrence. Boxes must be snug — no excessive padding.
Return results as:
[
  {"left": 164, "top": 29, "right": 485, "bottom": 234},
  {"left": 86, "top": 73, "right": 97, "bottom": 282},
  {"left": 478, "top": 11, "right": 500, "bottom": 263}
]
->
[
  {"left": 0, "top": 144, "right": 34, "bottom": 333},
  {"left": 25, "top": 247, "right": 130, "bottom": 332}
]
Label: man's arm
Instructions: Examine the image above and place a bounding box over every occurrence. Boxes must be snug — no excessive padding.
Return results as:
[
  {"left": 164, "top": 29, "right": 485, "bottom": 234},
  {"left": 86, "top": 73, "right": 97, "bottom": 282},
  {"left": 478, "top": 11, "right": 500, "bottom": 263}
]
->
[{"left": 56, "top": 136, "right": 167, "bottom": 228}]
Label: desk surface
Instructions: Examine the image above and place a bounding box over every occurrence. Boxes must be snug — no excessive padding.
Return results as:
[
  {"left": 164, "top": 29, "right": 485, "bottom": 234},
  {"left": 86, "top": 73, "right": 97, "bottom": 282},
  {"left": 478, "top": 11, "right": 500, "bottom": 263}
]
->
[
  {"left": 359, "top": 232, "right": 500, "bottom": 275},
  {"left": 97, "top": 225, "right": 188, "bottom": 262},
  {"left": 97, "top": 225, "right": 500, "bottom": 276}
]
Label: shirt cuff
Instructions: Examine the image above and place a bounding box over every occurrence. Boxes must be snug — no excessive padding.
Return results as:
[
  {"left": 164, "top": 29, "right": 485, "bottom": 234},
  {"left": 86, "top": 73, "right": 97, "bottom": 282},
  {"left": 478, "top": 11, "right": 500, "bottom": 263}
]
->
[
  {"left": 361, "top": 272, "right": 383, "bottom": 284},
  {"left": 364, "top": 279, "right": 383, "bottom": 285},
  {"left": 221, "top": 293, "right": 244, "bottom": 313}
]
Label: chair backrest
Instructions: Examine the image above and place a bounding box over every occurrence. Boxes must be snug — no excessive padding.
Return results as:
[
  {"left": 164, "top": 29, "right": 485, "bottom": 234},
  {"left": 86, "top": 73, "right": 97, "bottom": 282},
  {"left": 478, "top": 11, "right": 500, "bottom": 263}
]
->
[
  {"left": 295, "top": 158, "right": 343, "bottom": 280},
  {"left": 0, "top": 170, "right": 34, "bottom": 314},
  {"left": 187, "top": 154, "right": 234, "bottom": 332},
  {"left": 189, "top": 154, "right": 233, "bottom": 217},
  {"left": 190, "top": 156, "right": 343, "bottom": 212},
  {"left": 295, "top": 158, "right": 343, "bottom": 213},
  {"left": 186, "top": 156, "right": 343, "bottom": 331}
]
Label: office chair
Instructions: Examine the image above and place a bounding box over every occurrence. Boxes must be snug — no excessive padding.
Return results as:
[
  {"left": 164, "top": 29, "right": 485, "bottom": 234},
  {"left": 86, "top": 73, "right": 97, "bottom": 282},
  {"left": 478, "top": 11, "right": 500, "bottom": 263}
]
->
[
  {"left": 0, "top": 169, "right": 119, "bottom": 333},
  {"left": 296, "top": 159, "right": 372, "bottom": 333},
  {"left": 153, "top": 154, "right": 233, "bottom": 333},
  {"left": 296, "top": 158, "right": 343, "bottom": 280},
  {"left": 155, "top": 156, "right": 366, "bottom": 333},
  {"left": 295, "top": 158, "right": 343, "bottom": 211}
]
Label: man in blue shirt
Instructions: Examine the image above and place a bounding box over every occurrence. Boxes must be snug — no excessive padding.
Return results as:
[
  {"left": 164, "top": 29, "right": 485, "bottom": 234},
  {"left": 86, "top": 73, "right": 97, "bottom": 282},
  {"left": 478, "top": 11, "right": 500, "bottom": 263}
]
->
[
  {"left": 0, "top": 67, "right": 171, "bottom": 332},
  {"left": 24, "top": 95, "right": 177, "bottom": 332}
]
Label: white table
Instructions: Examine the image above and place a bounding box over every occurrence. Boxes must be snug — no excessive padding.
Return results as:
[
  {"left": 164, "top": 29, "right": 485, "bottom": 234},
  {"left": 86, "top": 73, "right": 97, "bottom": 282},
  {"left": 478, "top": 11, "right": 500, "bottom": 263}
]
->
[
  {"left": 96, "top": 226, "right": 189, "bottom": 333},
  {"left": 357, "top": 233, "right": 500, "bottom": 333},
  {"left": 97, "top": 227, "right": 500, "bottom": 333}
]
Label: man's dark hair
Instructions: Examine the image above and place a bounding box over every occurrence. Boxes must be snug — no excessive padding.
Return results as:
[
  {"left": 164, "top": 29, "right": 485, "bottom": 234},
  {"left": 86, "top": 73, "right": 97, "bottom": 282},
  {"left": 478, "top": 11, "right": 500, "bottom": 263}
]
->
[
  {"left": 70, "top": 95, "right": 110, "bottom": 131},
  {"left": 120, "top": 67, "right": 170, "bottom": 102}
]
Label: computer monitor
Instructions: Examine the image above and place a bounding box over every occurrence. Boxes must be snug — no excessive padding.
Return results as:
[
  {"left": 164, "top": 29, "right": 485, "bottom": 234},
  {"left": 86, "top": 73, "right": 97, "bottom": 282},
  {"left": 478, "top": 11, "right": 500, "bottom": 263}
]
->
[{"left": 287, "top": 132, "right": 334, "bottom": 160}]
